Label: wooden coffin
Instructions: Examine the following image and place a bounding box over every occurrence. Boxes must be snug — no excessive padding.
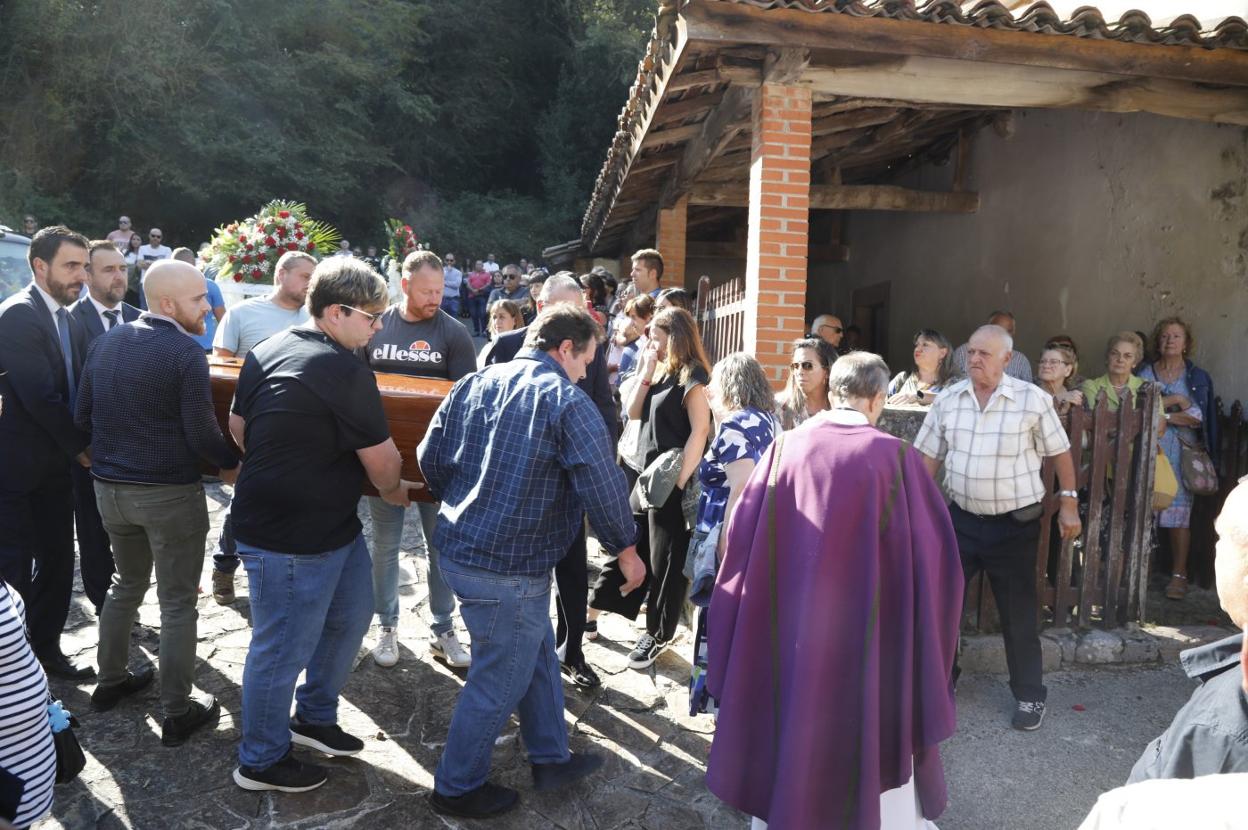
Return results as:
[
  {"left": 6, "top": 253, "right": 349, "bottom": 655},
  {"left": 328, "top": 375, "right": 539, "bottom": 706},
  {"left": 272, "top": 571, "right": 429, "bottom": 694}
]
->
[{"left": 208, "top": 358, "right": 452, "bottom": 502}]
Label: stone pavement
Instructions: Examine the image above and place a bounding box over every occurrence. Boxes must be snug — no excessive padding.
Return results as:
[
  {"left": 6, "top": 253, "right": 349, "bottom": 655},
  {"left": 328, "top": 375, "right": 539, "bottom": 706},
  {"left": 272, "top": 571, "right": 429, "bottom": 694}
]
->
[{"left": 32, "top": 483, "right": 1212, "bottom": 829}]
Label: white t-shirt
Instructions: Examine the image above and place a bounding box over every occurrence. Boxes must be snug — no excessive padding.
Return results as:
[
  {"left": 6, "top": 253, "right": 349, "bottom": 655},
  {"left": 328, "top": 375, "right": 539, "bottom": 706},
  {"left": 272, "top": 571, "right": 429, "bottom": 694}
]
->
[
  {"left": 137, "top": 244, "right": 171, "bottom": 264},
  {"left": 213, "top": 294, "right": 310, "bottom": 358}
]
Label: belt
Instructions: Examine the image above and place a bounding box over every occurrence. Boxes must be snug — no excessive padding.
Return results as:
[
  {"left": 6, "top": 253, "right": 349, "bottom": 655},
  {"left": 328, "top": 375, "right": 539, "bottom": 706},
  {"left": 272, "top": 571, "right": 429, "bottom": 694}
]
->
[{"left": 952, "top": 502, "right": 1039, "bottom": 521}]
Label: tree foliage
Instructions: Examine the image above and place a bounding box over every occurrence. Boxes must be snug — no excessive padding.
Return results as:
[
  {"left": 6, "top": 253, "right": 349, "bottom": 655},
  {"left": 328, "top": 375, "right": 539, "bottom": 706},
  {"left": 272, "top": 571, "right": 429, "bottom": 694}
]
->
[{"left": 0, "top": 0, "right": 653, "bottom": 260}]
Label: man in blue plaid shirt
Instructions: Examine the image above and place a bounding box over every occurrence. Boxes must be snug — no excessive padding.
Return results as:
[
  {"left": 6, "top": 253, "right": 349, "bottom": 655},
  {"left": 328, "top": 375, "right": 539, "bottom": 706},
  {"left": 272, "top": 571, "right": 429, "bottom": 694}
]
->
[{"left": 418, "top": 304, "right": 644, "bottom": 819}]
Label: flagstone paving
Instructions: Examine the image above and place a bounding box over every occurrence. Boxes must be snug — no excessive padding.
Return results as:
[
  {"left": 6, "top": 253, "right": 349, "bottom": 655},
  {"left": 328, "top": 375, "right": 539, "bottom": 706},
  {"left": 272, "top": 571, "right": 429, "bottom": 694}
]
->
[{"left": 33, "top": 483, "right": 1206, "bottom": 829}]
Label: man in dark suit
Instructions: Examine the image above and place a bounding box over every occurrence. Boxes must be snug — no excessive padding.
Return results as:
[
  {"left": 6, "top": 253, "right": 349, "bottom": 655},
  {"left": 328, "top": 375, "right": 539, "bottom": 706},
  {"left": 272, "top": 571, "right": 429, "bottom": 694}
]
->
[
  {"left": 481, "top": 272, "right": 616, "bottom": 689},
  {"left": 0, "top": 225, "right": 95, "bottom": 679},
  {"left": 69, "top": 241, "right": 141, "bottom": 613}
]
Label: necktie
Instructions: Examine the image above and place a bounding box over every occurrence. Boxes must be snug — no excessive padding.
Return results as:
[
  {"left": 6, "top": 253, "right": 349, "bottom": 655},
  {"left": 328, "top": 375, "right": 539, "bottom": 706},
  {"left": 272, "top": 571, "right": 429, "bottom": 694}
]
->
[
  {"left": 55, "top": 307, "right": 76, "bottom": 404},
  {"left": 104, "top": 309, "right": 120, "bottom": 330}
]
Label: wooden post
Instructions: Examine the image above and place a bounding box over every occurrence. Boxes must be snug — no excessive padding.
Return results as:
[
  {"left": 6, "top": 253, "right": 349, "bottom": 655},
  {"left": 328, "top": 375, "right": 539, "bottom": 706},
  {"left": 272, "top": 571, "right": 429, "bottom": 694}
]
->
[
  {"left": 655, "top": 194, "right": 689, "bottom": 289},
  {"left": 744, "top": 81, "right": 812, "bottom": 387}
]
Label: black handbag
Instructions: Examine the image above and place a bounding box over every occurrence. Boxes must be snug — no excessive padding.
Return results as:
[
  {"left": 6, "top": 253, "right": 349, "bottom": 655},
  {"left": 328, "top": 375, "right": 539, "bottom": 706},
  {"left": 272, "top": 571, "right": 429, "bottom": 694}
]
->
[{"left": 49, "top": 695, "right": 86, "bottom": 784}]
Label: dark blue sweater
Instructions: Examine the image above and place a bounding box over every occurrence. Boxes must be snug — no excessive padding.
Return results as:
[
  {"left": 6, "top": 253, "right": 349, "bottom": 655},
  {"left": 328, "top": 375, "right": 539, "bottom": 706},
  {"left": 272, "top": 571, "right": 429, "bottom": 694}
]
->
[{"left": 74, "top": 316, "right": 238, "bottom": 485}]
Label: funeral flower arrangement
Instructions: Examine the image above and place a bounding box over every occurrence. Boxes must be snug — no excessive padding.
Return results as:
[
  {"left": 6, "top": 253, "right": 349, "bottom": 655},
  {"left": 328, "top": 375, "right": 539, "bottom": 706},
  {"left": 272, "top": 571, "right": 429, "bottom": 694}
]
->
[
  {"left": 206, "top": 200, "right": 340, "bottom": 284},
  {"left": 384, "top": 218, "right": 422, "bottom": 262}
]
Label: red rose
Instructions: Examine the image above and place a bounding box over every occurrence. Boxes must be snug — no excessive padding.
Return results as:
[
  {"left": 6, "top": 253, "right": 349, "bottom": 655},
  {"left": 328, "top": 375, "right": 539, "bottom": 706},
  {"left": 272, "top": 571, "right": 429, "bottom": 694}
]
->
[
  {"left": 257, "top": 253, "right": 266, "bottom": 262},
  {"left": 233, "top": 273, "right": 242, "bottom": 282},
  {"left": 286, "top": 242, "right": 297, "bottom": 250},
  {"left": 239, "top": 234, "right": 247, "bottom": 242},
  {"left": 307, "top": 242, "right": 316, "bottom": 251},
  {"left": 294, "top": 222, "right": 302, "bottom": 230},
  {"left": 265, "top": 236, "right": 276, "bottom": 246},
  {"left": 241, "top": 255, "right": 252, "bottom": 263},
  {"left": 404, "top": 225, "right": 412, "bottom": 231},
  {"left": 246, "top": 243, "right": 254, "bottom": 250},
  {"left": 295, "top": 231, "right": 304, "bottom": 240},
  {"left": 276, "top": 227, "right": 286, "bottom": 238},
  {"left": 278, "top": 210, "right": 290, "bottom": 219},
  {"left": 228, "top": 254, "right": 237, "bottom": 263}
]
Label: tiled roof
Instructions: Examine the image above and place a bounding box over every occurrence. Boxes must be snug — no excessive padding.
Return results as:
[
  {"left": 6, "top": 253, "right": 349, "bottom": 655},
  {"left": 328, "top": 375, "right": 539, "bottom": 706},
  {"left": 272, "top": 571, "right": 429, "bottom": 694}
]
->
[
  {"left": 723, "top": 0, "right": 1247, "bottom": 50},
  {"left": 580, "top": 0, "right": 1248, "bottom": 248}
]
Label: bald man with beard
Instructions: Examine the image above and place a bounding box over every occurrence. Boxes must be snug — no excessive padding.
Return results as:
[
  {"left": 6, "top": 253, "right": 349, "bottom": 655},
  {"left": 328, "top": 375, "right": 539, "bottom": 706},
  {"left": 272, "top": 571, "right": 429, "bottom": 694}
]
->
[{"left": 75, "top": 259, "right": 240, "bottom": 748}]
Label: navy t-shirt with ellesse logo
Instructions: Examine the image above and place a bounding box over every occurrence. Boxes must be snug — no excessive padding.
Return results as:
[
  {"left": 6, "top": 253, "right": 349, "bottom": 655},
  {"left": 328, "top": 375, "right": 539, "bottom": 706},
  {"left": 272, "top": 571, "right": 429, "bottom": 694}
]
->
[{"left": 364, "top": 306, "right": 477, "bottom": 381}]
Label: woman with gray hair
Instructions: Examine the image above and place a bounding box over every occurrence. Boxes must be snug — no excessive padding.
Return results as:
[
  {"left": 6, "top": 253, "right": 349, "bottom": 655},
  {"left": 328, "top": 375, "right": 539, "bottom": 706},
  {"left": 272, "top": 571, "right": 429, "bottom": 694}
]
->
[
  {"left": 888, "top": 329, "right": 960, "bottom": 407},
  {"left": 688, "top": 353, "right": 779, "bottom": 716}
]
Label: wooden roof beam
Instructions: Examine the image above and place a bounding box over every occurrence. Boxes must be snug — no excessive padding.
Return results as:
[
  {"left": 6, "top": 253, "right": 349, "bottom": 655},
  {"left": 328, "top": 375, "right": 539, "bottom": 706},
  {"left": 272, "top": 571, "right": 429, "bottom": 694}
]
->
[
  {"left": 659, "top": 86, "right": 753, "bottom": 208},
  {"left": 688, "top": 183, "right": 979, "bottom": 213}
]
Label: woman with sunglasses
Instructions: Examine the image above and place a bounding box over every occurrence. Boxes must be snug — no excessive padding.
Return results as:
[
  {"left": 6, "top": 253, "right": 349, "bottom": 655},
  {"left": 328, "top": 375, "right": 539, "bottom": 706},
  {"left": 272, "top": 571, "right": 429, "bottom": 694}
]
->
[
  {"left": 589, "top": 307, "right": 712, "bottom": 670},
  {"left": 776, "top": 337, "right": 836, "bottom": 430}
]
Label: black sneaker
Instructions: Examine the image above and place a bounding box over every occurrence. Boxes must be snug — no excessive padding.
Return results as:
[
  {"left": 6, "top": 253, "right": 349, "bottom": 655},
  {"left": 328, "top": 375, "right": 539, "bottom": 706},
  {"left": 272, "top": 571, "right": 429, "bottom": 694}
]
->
[
  {"left": 289, "top": 717, "right": 364, "bottom": 757},
  {"left": 233, "top": 751, "right": 328, "bottom": 793},
  {"left": 429, "top": 781, "right": 520, "bottom": 819},
  {"left": 1012, "top": 700, "right": 1046, "bottom": 731},
  {"left": 561, "top": 660, "right": 602, "bottom": 689},
  {"left": 161, "top": 693, "right": 220, "bottom": 747},
  {"left": 627, "top": 634, "right": 665, "bottom": 669},
  {"left": 531, "top": 752, "right": 604, "bottom": 792},
  {"left": 91, "top": 666, "right": 155, "bottom": 712}
]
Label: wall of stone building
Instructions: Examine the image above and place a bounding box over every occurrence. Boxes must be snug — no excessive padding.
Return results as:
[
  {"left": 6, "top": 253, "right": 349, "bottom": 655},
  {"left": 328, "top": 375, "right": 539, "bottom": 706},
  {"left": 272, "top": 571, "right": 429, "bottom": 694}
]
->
[{"left": 808, "top": 109, "right": 1248, "bottom": 403}]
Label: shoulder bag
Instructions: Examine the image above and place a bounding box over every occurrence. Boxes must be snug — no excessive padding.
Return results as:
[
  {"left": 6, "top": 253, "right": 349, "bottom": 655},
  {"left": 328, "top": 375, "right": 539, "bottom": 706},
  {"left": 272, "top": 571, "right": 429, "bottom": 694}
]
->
[{"left": 1176, "top": 434, "right": 1218, "bottom": 496}]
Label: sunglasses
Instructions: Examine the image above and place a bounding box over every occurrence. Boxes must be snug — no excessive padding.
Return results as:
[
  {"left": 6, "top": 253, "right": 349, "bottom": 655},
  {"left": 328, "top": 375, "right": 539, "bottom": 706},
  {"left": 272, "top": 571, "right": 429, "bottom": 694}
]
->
[
  {"left": 819, "top": 324, "right": 843, "bottom": 334},
  {"left": 150, "top": 234, "right": 162, "bottom": 239},
  {"left": 340, "top": 304, "right": 382, "bottom": 324},
  {"left": 790, "top": 361, "right": 816, "bottom": 371}
]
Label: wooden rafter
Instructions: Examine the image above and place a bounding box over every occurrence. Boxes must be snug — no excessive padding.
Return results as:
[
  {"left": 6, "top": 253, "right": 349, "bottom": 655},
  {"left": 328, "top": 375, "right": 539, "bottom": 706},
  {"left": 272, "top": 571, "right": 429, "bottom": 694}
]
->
[{"left": 688, "top": 183, "right": 979, "bottom": 213}]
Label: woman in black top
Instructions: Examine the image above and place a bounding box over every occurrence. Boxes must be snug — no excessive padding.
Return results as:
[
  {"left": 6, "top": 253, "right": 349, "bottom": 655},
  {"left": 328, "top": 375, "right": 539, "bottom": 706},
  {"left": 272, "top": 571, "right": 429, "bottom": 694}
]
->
[{"left": 589, "top": 307, "right": 712, "bottom": 669}]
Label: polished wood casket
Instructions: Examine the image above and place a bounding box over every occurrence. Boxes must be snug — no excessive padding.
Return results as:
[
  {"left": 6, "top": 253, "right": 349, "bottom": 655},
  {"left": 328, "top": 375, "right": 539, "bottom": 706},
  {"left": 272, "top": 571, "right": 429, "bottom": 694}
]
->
[{"left": 208, "top": 358, "right": 452, "bottom": 502}]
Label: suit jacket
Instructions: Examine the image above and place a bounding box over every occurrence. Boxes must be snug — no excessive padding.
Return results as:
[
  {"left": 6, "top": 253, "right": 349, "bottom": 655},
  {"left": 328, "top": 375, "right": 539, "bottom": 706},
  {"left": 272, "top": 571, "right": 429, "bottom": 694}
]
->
[
  {"left": 482, "top": 327, "right": 617, "bottom": 435},
  {"left": 69, "top": 297, "right": 141, "bottom": 344},
  {"left": 0, "top": 285, "right": 91, "bottom": 488}
]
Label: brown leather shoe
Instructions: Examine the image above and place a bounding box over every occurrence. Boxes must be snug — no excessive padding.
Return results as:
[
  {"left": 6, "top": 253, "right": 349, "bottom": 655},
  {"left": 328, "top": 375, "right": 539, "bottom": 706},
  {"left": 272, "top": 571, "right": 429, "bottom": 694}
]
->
[
  {"left": 1164, "top": 573, "right": 1188, "bottom": 600},
  {"left": 211, "top": 569, "right": 235, "bottom": 605}
]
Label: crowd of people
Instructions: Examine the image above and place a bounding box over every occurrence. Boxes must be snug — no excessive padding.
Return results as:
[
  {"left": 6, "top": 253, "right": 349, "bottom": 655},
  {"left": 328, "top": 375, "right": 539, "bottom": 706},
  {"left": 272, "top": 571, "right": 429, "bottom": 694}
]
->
[{"left": 0, "top": 218, "right": 1243, "bottom": 829}]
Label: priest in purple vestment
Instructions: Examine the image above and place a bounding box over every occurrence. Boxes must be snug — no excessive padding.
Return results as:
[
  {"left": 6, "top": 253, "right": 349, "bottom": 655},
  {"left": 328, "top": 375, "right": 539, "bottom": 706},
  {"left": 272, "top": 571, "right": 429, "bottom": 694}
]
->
[{"left": 705, "top": 352, "right": 964, "bottom": 830}]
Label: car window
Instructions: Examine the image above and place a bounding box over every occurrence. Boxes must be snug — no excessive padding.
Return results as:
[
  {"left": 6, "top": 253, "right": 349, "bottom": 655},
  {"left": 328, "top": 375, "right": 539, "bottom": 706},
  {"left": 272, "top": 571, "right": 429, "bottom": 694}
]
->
[{"left": 0, "top": 237, "right": 32, "bottom": 303}]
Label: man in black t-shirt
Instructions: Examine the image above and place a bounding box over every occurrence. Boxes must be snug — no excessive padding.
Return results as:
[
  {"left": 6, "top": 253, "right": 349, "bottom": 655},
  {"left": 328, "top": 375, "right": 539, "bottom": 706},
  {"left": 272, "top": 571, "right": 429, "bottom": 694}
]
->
[{"left": 229, "top": 258, "right": 417, "bottom": 795}]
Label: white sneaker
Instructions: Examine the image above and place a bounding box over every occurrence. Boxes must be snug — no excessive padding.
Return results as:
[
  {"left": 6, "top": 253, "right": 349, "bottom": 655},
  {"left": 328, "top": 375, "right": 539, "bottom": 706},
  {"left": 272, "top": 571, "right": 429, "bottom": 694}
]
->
[
  {"left": 372, "top": 627, "right": 399, "bottom": 668},
  {"left": 430, "top": 630, "right": 471, "bottom": 668}
]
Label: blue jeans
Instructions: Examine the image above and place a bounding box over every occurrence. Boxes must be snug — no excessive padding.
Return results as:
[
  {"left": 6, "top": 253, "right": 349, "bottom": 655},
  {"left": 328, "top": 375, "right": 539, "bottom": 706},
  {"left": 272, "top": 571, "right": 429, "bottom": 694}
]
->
[
  {"left": 468, "top": 295, "right": 488, "bottom": 335},
  {"left": 366, "top": 497, "right": 455, "bottom": 635},
  {"left": 236, "top": 534, "right": 374, "bottom": 769},
  {"left": 441, "top": 297, "right": 460, "bottom": 317},
  {"left": 434, "top": 558, "right": 569, "bottom": 796},
  {"left": 213, "top": 505, "right": 239, "bottom": 573}
]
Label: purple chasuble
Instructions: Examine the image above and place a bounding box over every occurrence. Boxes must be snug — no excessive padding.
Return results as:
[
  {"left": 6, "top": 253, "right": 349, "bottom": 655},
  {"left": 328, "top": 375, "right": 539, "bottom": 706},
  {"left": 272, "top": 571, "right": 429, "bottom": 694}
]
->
[{"left": 706, "top": 420, "right": 963, "bottom": 829}]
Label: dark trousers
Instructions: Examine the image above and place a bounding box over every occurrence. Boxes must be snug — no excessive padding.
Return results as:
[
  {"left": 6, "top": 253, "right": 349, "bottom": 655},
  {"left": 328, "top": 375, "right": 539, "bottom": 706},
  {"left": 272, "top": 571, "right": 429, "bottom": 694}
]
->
[
  {"left": 71, "top": 463, "right": 115, "bottom": 611},
  {"left": 554, "top": 523, "right": 588, "bottom": 666},
  {"left": 0, "top": 467, "right": 75, "bottom": 655},
  {"left": 213, "top": 508, "right": 239, "bottom": 574},
  {"left": 468, "top": 296, "right": 488, "bottom": 336},
  {"left": 951, "top": 503, "right": 1047, "bottom": 703},
  {"left": 590, "top": 486, "right": 690, "bottom": 643}
]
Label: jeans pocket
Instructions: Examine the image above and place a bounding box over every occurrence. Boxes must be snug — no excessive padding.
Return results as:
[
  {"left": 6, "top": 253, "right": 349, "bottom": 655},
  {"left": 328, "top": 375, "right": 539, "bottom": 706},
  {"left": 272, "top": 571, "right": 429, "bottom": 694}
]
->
[
  {"left": 458, "top": 597, "right": 501, "bottom": 646},
  {"left": 237, "top": 553, "right": 263, "bottom": 603}
]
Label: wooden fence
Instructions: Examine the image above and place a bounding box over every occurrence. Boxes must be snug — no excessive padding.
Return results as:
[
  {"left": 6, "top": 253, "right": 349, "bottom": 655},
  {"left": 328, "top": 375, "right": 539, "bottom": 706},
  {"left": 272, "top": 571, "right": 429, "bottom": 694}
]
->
[
  {"left": 963, "top": 384, "right": 1161, "bottom": 632},
  {"left": 693, "top": 275, "right": 746, "bottom": 364}
]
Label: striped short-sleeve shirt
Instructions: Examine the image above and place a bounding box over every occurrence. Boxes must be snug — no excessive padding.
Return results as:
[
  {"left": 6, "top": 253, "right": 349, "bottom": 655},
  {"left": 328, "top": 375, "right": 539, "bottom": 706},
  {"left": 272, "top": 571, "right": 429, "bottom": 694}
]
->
[
  {"left": 913, "top": 374, "right": 1071, "bottom": 515},
  {"left": 0, "top": 583, "right": 56, "bottom": 828}
]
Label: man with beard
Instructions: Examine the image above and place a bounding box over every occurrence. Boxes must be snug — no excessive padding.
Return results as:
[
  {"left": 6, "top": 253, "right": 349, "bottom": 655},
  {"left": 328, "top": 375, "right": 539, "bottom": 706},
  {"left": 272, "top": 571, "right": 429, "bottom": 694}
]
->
[
  {"left": 209, "top": 251, "right": 315, "bottom": 604},
  {"left": 0, "top": 225, "right": 94, "bottom": 680},
  {"left": 68, "top": 241, "right": 140, "bottom": 614},
  {"left": 363, "top": 250, "right": 476, "bottom": 669},
  {"left": 76, "top": 259, "right": 240, "bottom": 746}
]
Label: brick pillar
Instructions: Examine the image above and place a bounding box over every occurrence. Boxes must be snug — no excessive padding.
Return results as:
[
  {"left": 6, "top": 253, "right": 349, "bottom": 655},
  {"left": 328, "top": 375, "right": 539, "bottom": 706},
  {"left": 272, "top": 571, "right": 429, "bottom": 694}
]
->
[
  {"left": 745, "top": 83, "right": 811, "bottom": 387},
  {"left": 655, "top": 194, "right": 688, "bottom": 289}
]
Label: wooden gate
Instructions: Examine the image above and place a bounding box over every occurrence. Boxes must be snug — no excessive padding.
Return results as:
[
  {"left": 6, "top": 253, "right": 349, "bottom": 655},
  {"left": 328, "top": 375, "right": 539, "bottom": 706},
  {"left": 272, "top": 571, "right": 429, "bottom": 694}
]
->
[
  {"left": 694, "top": 274, "right": 746, "bottom": 364},
  {"left": 962, "top": 384, "right": 1161, "bottom": 631}
]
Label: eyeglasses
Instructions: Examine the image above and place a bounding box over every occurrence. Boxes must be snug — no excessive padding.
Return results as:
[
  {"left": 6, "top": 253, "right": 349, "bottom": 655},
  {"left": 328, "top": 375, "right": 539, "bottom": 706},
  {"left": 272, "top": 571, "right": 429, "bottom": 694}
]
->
[
  {"left": 819, "top": 324, "right": 843, "bottom": 334},
  {"left": 340, "top": 304, "right": 382, "bottom": 325},
  {"left": 790, "top": 361, "right": 816, "bottom": 371},
  {"left": 1037, "top": 359, "right": 1069, "bottom": 367}
]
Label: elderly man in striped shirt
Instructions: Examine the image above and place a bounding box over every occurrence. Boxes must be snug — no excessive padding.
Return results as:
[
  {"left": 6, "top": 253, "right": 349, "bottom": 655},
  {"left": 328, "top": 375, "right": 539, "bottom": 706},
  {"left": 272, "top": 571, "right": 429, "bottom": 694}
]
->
[
  {"left": 418, "top": 304, "right": 644, "bottom": 820},
  {"left": 915, "top": 324, "right": 1081, "bottom": 732}
]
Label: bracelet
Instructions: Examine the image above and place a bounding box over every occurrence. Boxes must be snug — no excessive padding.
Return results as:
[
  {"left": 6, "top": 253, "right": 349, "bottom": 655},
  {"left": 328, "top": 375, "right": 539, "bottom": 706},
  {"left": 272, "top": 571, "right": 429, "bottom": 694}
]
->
[
  {"left": 640, "top": 379, "right": 652, "bottom": 387},
  {"left": 1058, "top": 489, "right": 1078, "bottom": 499}
]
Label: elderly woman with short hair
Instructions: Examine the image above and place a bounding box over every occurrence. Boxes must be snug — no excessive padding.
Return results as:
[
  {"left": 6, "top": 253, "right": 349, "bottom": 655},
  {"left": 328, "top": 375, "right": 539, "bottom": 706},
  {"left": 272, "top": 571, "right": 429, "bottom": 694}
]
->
[
  {"left": 887, "top": 329, "right": 959, "bottom": 407},
  {"left": 1080, "top": 332, "right": 1149, "bottom": 413},
  {"left": 687, "top": 353, "right": 779, "bottom": 716},
  {"left": 1036, "top": 343, "right": 1084, "bottom": 415},
  {"left": 1138, "top": 317, "right": 1219, "bottom": 600}
]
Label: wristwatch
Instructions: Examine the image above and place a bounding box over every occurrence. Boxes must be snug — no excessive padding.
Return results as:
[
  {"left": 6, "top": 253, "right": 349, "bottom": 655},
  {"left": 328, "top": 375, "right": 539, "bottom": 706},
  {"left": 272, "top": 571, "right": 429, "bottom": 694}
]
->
[{"left": 1058, "top": 489, "right": 1079, "bottom": 499}]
